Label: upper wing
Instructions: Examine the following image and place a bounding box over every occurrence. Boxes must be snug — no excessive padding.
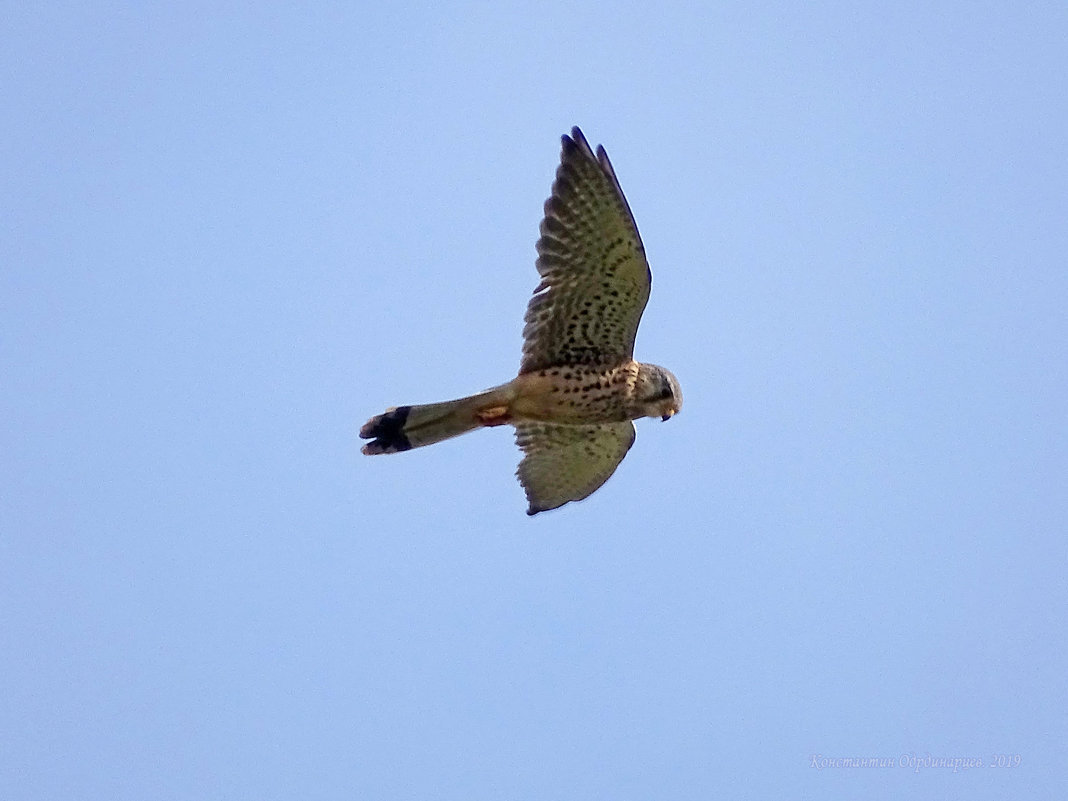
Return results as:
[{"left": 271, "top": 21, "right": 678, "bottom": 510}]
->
[
  {"left": 515, "top": 421, "right": 636, "bottom": 515},
  {"left": 520, "top": 128, "right": 652, "bottom": 374}
]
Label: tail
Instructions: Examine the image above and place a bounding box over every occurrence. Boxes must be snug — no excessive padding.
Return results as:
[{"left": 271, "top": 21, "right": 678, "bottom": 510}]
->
[{"left": 360, "top": 384, "right": 513, "bottom": 455}]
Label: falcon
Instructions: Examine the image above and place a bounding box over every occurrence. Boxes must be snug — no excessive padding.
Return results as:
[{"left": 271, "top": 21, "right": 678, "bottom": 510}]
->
[{"left": 360, "top": 127, "right": 682, "bottom": 515}]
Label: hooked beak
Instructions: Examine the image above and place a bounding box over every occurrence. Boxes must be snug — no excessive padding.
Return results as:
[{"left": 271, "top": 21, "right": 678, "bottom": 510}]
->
[{"left": 661, "top": 410, "right": 676, "bottom": 422}]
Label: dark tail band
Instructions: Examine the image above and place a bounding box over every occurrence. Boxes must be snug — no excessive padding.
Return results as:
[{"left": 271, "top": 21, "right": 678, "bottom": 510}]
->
[{"left": 360, "top": 406, "right": 413, "bottom": 454}]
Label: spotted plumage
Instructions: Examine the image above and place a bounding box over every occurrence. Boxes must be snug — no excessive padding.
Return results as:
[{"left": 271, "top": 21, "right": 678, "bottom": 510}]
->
[
  {"left": 361, "top": 127, "right": 682, "bottom": 515},
  {"left": 522, "top": 131, "right": 650, "bottom": 373}
]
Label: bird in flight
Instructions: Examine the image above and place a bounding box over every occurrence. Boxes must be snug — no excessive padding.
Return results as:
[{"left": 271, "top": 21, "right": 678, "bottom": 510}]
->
[{"left": 361, "top": 127, "right": 682, "bottom": 515}]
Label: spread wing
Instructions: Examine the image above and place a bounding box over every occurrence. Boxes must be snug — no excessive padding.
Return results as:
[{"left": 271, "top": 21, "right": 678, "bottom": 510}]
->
[
  {"left": 515, "top": 421, "right": 636, "bottom": 515},
  {"left": 520, "top": 127, "right": 652, "bottom": 374}
]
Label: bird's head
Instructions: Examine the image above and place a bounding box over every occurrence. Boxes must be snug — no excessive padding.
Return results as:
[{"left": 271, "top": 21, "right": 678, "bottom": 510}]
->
[{"left": 635, "top": 363, "right": 683, "bottom": 422}]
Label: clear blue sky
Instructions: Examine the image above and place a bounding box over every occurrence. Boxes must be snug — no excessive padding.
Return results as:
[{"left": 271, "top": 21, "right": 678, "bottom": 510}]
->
[{"left": 3, "top": 2, "right": 1066, "bottom": 799}]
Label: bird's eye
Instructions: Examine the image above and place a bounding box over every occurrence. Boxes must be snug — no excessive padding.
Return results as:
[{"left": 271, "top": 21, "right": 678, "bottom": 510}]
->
[{"left": 659, "top": 387, "right": 674, "bottom": 400}]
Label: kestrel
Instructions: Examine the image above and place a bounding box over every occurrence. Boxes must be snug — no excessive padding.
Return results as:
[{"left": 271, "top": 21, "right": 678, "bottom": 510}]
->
[{"left": 361, "top": 127, "right": 682, "bottom": 515}]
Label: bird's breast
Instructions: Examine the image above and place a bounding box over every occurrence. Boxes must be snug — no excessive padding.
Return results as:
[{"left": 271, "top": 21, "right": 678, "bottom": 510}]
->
[{"left": 509, "top": 363, "right": 638, "bottom": 424}]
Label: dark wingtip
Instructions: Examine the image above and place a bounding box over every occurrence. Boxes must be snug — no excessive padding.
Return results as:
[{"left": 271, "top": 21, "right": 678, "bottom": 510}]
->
[
  {"left": 565, "top": 127, "right": 596, "bottom": 160},
  {"left": 359, "top": 406, "right": 413, "bottom": 454}
]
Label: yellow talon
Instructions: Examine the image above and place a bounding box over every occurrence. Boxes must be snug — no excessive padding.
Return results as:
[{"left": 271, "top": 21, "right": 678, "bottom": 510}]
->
[{"left": 477, "top": 406, "right": 511, "bottom": 426}]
